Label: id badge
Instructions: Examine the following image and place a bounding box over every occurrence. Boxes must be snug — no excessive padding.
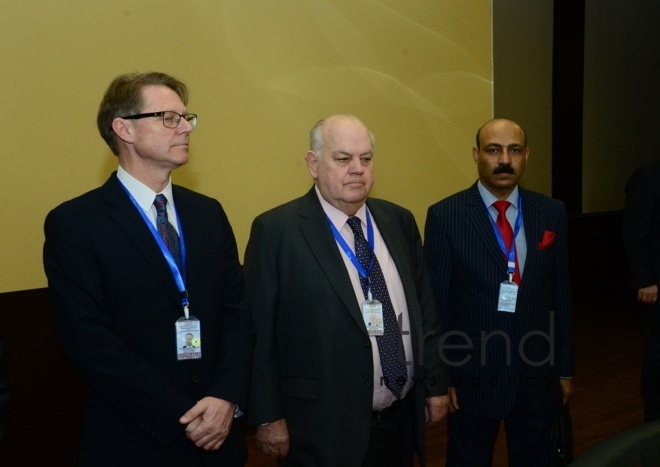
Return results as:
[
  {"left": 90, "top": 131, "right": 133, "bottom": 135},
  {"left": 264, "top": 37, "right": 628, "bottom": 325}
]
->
[
  {"left": 362, "top": 299, "right": 384, "bottom": 336},
  {"left": 176, "top": 316, "right": 202, "bottom": 360},
  {"left": 497, "top": 281, "right": 518, "bottom": 313}
]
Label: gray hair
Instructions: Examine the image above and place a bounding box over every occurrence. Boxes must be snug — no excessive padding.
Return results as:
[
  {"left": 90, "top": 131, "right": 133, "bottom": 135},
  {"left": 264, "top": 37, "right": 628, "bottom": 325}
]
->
[{"left": 308, "top": 114, "right": 375, "bottom": 158}]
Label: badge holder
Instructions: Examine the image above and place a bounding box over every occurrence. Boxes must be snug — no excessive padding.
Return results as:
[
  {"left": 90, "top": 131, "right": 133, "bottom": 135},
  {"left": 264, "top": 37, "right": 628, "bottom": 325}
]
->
[
  {"left": 176, "top": 307, "right": 202, "bottom": 360},
  {"left": 362, "top": 290, "right": 384, "bottom": 335},
  {"left": 497, "top": 265, "right": 518, "bottom": 313}
]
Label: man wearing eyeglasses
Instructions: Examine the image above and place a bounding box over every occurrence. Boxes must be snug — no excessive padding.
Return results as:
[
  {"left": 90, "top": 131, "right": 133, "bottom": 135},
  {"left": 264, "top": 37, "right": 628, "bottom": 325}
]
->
[{"left": 43, "top": 72, "right": 255, "bottom": 466}]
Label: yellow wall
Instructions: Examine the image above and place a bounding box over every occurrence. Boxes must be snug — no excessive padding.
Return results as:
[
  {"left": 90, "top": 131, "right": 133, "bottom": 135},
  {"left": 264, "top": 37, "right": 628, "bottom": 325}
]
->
[{"left": 0, "top": 0, "right": 492, "bottom": 293}]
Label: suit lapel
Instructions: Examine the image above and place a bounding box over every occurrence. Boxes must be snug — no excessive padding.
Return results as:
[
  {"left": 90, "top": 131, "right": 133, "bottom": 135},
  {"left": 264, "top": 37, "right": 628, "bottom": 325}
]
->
[
  {"left": 466, "top": 183, "right": 506, "bottom": 265},
  {"left": 172, "top": 186, "right": 201, "bottom": 297},
  {"left": 103, "top": 174, "right": 183, "bottom": 309},
  {"left": 367, "top": 200, "right": 424, "bottom": 347},
  {"left": 519, "top": 187, "right": 541, "bottom": 283},
  {"left": 297, "top": 188, "right": 369, "bottom": 334},
  {"left": 366, "top": 201, "right": 415, "bottom": 308}
]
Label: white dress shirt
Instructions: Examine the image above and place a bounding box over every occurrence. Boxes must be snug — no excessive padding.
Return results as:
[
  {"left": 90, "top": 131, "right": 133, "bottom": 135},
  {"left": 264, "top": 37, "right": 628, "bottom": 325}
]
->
[{"left": 116, "top": 166, "right": 180, "bottom": 234}]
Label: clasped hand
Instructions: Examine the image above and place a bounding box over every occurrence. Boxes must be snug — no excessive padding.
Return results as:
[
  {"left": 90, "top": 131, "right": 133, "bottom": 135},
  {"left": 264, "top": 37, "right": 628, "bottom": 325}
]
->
[{"left": 179, "top": 396, "right": 235, "bottom": 451}]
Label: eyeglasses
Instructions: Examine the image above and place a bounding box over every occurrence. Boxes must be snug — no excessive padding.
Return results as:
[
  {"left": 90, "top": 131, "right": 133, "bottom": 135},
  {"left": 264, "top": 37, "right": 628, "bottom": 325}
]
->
[{"left": 122, "top": 111, "right": 197, "bottom": 129}]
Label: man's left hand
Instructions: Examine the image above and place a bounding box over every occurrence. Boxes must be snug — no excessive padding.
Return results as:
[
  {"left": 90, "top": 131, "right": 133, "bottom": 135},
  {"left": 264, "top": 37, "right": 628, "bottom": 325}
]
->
[
  {"left": 424, "top": 395, "right": 449, "bottom": 424},
  {"left": 179, "top": 397, "right": 235, "bottom": 451},
  {"left": 560, "top": 379, "right": 574, "bottom": 406}
]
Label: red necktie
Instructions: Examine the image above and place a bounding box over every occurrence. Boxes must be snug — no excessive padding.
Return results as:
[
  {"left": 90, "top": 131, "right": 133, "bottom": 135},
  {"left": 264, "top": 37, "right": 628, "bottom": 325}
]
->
[{"left": 493, "top": 200, "right": 521, "bottom": 285}]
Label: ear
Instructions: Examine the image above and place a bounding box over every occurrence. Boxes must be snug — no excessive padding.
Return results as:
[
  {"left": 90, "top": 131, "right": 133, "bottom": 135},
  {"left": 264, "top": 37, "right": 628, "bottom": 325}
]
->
[
  {"left": 111, "top": 117, "right": 134, "bottom": 145},
  {"left": 472, "top": 147, "right": 479, "bottom": 163},
  {"left": 305, "top": 150, "right": 319, "bottom": 179},
  {"left": 524, "top": 147, "right": 530, "bottom": 163}
]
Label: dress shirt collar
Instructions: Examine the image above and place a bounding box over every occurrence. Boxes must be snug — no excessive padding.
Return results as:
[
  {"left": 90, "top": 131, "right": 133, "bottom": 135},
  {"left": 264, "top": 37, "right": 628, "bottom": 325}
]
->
[
  {"left": 314, "top": 185, "right": 368, "bottom": 231},
  {"left": 477, "top": 180, "right": 520, "bottom": 210},
  {"left": 117, "top": 165, "right": 175, "bottom": 212}
]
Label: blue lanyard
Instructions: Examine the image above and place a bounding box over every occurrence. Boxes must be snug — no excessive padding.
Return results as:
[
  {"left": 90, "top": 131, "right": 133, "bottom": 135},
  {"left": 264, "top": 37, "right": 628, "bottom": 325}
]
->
[
  {"left": 327, "top": 209, "right": 375, "bottom": 292},
  {"left": 118, "top": 181, "right": 190, "bottom": 313},
  {"left": 487, "top": 196, "right": 523, "bottom": 277}
]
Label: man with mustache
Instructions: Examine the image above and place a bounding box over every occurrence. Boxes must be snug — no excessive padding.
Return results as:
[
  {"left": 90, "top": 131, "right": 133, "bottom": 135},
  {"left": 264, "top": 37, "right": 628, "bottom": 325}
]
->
[{"left": 424, "top": 118, "right": 575, "bottom": 466}]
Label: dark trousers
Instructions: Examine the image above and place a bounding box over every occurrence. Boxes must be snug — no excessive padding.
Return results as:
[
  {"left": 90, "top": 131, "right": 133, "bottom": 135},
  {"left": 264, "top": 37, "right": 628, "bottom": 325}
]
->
[
  {"left": 363, "top": 395, "right": 414, "bottom": 467},
  {"left": 642, "top": 303, "right": 660, "bottom": 422},
  {"left": 446, "top": 387, "right": 555, "bottom": 467}
]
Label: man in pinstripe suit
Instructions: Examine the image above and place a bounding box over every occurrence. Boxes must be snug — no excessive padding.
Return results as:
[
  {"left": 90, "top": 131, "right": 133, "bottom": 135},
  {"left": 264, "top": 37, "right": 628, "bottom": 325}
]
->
[{"left": 424, "top": 119, "right": 574, "bottom": 466}]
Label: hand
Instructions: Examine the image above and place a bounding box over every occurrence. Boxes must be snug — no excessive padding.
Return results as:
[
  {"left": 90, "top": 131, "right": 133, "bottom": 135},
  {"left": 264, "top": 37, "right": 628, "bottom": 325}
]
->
[
  {"left": 424, "top": 395, "right": 449, "bottom": 424},
  {"left": 560, "top": 379, "right": 574, "bottom": 406},
  {"left": 638, "top": 285, "right": 658, "bottom": 304},
  {"left": 256, "top": 418, "right": 289, "bottom": 460},
  {"left": 179, "top": 397, "right": 235, "bottom": 451},
  {"left": 447, "top": 386, "right": 459, "bottom": 413}
]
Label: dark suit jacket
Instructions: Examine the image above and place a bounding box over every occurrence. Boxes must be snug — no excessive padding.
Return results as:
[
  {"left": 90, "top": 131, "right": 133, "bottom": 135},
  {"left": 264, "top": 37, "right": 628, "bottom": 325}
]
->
[
  {"left": 43, "top": 173, "right": 254, "bottom": 467},
  {"left": 624, "top": 159, "right": 660, "bottom": 290},
  {"left": 424, "top": 183, "right": 574, "bottom": 420},
  {"left": 243, "top": 187, "right": 446, "bottom": 467}
]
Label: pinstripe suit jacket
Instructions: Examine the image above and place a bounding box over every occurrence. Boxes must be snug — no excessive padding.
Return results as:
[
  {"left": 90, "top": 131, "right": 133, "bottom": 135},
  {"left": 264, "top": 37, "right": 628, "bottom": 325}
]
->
[{"left": 424, "top": 182, "right": 574, "bottom": 419}]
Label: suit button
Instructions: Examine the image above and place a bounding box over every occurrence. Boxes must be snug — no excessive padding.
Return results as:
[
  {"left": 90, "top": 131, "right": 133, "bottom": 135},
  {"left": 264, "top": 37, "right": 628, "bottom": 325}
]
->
[
  {"left": 192, "top": 374, "right": 200, "bottom": 383},
  {"left": 365, "top": 381, "right": 372, "bottom": 387}
]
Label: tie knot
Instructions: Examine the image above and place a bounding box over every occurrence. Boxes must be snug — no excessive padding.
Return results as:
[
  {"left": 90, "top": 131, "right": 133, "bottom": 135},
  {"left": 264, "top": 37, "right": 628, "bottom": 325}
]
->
[
  {"left": 154, "top": 194, "right": 168, "bottom": 213},
  {"left": 493, "top": 200, "right": 511, "bottom": 216},
  {"left": 346, "top": 216, "right": 363, "bottom": 236}
]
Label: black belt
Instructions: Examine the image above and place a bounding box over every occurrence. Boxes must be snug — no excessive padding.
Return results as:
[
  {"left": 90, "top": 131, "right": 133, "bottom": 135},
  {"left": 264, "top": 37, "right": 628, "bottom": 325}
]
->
[{"left": 372, "top": 397, "right": 405, "bottom": 423}]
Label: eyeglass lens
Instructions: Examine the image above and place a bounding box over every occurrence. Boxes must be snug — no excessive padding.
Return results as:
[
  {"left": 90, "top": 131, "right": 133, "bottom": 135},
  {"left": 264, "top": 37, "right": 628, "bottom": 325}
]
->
[{"left": 163, "top": 111, "right": 197, "bottom": 129}]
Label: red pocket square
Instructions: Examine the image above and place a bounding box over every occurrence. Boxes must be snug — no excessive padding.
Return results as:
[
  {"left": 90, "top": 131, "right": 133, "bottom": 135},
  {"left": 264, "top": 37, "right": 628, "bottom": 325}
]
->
[{"left": 538, "top": 231, "right": 556, "bottom": 250}]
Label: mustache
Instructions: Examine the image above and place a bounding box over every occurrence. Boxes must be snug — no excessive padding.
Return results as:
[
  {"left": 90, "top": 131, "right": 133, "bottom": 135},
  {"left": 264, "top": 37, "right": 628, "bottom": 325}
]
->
[{"left": 493, "top": 164, "right": 515, "bottom": 175}]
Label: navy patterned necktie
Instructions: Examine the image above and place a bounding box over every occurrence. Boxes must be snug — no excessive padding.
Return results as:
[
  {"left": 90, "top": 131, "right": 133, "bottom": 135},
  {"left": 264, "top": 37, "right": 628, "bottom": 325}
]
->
[
  {"left": 346, "top": 216, "right": 408, "bottom": 398},
  {"left": 153, "top": 194, "right": 182, "bottom": 272}
]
